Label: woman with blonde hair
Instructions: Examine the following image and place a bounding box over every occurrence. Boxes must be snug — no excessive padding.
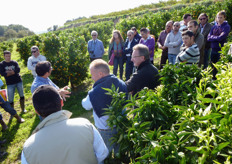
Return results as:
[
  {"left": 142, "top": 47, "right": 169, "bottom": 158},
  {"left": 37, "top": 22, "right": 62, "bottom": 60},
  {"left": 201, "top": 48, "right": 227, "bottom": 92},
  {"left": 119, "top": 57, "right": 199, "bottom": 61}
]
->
[{"left": 108, "top": 30, "right": 125, "bottom": 79}]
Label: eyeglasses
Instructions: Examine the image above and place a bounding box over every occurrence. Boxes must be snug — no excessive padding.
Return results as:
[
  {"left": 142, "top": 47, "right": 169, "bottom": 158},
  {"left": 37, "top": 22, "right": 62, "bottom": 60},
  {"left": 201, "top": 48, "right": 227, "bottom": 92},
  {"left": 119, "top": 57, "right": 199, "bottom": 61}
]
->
[
  {"left": 174, "top": 25, "right": 179, "bottom": 27},
  {"left": 199, "top": 18, "right": 206, "bottom": 20},
  {"left": 31, "top": 51, "right": 37, "bottom": 53},
  {"left": 127, "top": 35, "right": 132, "bottom": 37},
  {"left": 132, "top": 55, "right": 142, "bottom": 58},
  {"left": 92, "top": 35, "right": 96, "bottom": 36}
]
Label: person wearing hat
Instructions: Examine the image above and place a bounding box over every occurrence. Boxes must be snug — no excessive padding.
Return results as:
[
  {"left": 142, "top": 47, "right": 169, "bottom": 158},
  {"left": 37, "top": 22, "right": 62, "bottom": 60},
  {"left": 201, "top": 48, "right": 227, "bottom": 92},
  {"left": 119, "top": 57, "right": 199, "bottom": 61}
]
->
[{"left": 22, "top": 85, "right": 108, "bottom": 164}]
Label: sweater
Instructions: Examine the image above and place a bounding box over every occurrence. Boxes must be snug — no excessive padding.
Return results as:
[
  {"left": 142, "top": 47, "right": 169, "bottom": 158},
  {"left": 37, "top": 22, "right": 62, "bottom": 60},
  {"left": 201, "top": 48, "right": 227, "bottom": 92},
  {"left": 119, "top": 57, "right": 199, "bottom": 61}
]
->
[
  {"left": 0, "top": 60, "right": 22, "bottom": 85},
  {"left": 27, "top": 54, "right": 46, "bottom": 77},
  {"left": 176, "top": 43, "right": 200, "bottom": 65},
  {"left": 164, "top": 31, "right": 182, "bottom": 55},
  {"left": 208, "top": 21, "right": 231, "bottom": 52},
  {"left": 139, "top": 36, "right": 155, "bottom": 60},
  {"left": 89, "top": 74, "right": 127, "bottom": 118},
  {"left": 126, "top": 60, "right": 160, "bottom": 95}
]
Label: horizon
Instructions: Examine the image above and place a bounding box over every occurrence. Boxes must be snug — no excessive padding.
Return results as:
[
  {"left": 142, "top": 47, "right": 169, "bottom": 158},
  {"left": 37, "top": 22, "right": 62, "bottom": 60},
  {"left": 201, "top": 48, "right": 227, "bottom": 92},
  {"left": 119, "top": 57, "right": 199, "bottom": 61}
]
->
[{"left": 1, "top": 0, "right": 159, "bottom": 34}]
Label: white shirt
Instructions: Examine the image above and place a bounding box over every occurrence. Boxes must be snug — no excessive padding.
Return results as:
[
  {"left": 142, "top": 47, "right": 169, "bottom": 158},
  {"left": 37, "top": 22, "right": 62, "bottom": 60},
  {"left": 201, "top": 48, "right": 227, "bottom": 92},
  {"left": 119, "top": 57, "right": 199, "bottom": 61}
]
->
[
  {"left": 21, "top": 125, "right": 109, "bottom": 164},
  {"left": 126, "top": 40, "right": 132, "bottom": 57},
  {"left": 27, "top": 54, "right": 46, "bottom": 77},
  {"left": 82, "top": 95, "right": 110, "bottom": 129}
]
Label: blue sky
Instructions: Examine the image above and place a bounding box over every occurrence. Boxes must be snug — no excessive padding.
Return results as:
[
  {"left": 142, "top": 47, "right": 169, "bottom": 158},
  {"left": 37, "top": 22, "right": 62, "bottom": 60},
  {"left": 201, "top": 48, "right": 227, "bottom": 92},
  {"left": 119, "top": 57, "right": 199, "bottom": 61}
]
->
[{"left": 1, "top": 0, "right": 159, "bottom": 33}]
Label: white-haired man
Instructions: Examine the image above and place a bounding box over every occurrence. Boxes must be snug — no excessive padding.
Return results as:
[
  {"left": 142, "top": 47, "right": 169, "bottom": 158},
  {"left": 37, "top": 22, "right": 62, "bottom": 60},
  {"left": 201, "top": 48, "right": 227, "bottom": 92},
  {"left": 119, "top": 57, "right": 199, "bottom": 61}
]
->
[{"left": 88, "top": 31, "right": 105, "bottom": 62}]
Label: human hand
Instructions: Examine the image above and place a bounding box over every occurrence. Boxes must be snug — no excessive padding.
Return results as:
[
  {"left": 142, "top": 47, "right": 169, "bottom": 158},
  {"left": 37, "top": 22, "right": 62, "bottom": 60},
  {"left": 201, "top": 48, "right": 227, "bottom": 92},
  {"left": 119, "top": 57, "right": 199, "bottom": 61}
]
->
[{"left": 59, "top": 86, "right": 71, "bottom": 101}]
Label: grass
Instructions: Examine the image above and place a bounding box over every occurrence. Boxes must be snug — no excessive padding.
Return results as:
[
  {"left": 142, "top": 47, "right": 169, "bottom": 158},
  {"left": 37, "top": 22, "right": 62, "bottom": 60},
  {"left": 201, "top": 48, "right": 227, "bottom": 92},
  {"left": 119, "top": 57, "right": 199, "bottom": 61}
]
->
[{"left": 0, "top": 44, "right": 162, "bottom": 163}]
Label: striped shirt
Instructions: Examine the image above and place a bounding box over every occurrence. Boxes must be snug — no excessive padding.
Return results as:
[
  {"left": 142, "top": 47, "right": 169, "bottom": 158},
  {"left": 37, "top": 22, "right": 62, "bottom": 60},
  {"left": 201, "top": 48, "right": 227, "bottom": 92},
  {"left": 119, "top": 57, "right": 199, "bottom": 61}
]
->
[{"left": 176, "top": 43, "right": 200, "bottom": 65}]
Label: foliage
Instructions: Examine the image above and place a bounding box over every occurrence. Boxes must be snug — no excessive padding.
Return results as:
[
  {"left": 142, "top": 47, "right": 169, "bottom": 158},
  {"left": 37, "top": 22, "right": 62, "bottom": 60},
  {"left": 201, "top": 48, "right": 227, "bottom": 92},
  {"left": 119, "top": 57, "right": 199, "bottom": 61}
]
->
[
  {"left": 158, "top": 63, "right": 202, "bottom": 106},
  {"left": 0, "top": 41, "right": 14, "bottom": 61}
]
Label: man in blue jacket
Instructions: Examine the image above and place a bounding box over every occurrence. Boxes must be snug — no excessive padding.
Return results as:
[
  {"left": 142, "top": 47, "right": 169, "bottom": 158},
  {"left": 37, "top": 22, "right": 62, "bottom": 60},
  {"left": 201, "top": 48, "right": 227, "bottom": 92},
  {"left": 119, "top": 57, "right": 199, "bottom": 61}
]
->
[
  {"left": 123, "top": 30, "right": 138, "bottom": 80},
  {"left": 88, "top": 31, "right": 105, "bottom": 62},
  {"left": 208, "top": 10, "right": 231, "bottom": 79}
]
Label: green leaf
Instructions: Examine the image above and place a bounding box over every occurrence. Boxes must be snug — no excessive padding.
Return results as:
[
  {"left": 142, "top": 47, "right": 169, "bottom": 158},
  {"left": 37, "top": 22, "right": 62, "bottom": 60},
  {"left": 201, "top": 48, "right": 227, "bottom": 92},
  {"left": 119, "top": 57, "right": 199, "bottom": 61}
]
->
[{"left": 185, "top": 146, "right": 205, "bottom": 154}]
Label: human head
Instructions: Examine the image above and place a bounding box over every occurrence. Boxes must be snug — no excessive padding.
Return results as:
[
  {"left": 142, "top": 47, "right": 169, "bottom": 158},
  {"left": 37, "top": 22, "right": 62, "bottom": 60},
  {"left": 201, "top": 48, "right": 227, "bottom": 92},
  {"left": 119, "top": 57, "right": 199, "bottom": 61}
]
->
[
  {"left": 182, "top": 30, "right": 195, "bottom": 47},
  {"left": 91, "top": 30, "right": 98, "bottom": 40},
  {"left": 89, "top": 59, "right": 110, "bottom": 82},
  {"left": 127, "top": 30, "right": 134, "bottom": 41},
  {"left": 165, "top": 21, "right": 173, "bottom": 33},
  {"left": 198, "top": 13, "right": 208, "bottom": 26},
  {"left": 187, "top": 20, "right": 199, "bottom": 34},
  {"left": 140, "top": 28, "right": 149, "bottom": 40},
  {"left": 3, "top": 50, "right": 11, "bottom": 62},
  {"left": 32, "top": 85, "right": 62, "bottom": 118},
  {"left": 173, "top": 22, "right": 180, "bottom": 32},
  {"left": 35, "top": 61, "right": 52, "bottom": 77},
  {"left": 216, "top": 10, "right": 226, "bottom": 25},
  {"left": 131, "top": 27, "right": 138, "bottom": 36},
  {"left": 31, "top": 46, "right": 40, "bottom": 58},
  {"left": 110, "top": 30, "right": 124, "bottom": 43},
  {"left": 131, "top": 44, "right": 149, "bottom": 67},
  {"left": 183, "top": 14, "right": 192, "bottom": 25}
]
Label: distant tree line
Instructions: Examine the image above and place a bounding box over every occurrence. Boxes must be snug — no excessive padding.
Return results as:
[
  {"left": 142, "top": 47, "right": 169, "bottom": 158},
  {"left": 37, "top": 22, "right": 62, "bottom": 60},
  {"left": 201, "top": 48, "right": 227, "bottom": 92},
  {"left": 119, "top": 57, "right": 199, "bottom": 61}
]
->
[{"left": 0, "top": 24, "right": 34, "bottom": 42}]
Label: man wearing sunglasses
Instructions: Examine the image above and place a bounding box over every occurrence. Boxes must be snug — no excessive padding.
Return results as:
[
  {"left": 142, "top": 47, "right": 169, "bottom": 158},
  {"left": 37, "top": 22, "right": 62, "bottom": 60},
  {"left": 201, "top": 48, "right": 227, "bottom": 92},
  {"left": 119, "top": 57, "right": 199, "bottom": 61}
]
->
[
  {"left": 87, "top": 31, "right": 104, "bottom": 62},
  {"left": 198, "top": 13, "right": 212, "bottom": 69},
  {"left": 27, "top": 46, "right": 46, "bottom": 78}
]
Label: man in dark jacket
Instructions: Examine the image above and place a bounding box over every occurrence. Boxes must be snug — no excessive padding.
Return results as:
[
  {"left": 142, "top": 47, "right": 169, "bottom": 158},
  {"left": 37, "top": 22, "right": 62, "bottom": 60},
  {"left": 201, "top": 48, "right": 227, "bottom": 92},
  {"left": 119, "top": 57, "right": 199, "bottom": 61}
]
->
[
  {"left": 208, "top": 10, "right": 231, "bottom": 79},
  {"left": 123, "top": 30, "right": 138, "bottom": 80},
  {"left": 131, "top": 27, "right": 141, "bottom": 42},
  {"left": 126, "top": 44, "right": 160, "bottom": 95},
  {"left": 198, "top": 13, "right": 213, "bottom": 69},
  {"left": 187, "top": 20, "right": 204, "bottom": 67}
]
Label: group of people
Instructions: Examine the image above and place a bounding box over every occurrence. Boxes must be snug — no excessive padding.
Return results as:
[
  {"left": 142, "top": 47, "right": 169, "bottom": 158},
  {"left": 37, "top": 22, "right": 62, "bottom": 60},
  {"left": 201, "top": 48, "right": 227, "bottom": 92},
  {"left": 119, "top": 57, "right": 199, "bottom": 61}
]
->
[
  {"left": 88, "top": 10, "right": 231, "bottom": 80},
  {"left": 0, "top": 10, "right": 231, "bottom": 163}
]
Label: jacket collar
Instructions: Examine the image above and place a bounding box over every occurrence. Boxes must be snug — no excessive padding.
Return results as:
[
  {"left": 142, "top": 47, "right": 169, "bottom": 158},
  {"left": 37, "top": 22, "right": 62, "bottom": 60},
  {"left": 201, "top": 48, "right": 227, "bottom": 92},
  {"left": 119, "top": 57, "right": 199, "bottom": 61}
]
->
[
  {"left": 32, "top": 110, "right": 72, "bottom": 134},
  {"left": 138, "top": 60, "right": 151, "bottom": 70}
]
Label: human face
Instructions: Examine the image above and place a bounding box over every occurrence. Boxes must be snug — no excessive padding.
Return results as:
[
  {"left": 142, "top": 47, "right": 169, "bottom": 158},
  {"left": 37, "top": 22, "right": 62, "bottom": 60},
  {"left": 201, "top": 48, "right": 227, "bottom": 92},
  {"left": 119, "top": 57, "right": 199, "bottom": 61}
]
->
[
  {"left": 90, "top": 67, "right": 102, "bottom": 82},
  {"left": 31, "top": 49, "right": 39, "bottom": 58},
  {"left": 113, "top": 32, "right": 119, "bottom": 39},
  {"left": 131, "top": 49, "right": 145, "bottom": 67},
  {"left": 92, "top": 33, "right": 97, "bottom": 40},
  {"left": 185, "top": 16, "right": 192, "bottom": 24},
  {"left": 140, "top": 31, "right": 148, "bottom": 40},
  {"left": 132, "top": 30, "right": 137, "bottom": 36},
  {"left": 173, "top": 23, "right": 180, "bottom": 32},
  {"left": 4, "top": 53, "right": 11, "bottom": 62},
  {"left": 182, "top": 35, "right": 194, "bottom": 48},
  {"left": 188, "top": 22, "right": 198, "bottom": 34},
  {"left": 199, "top": 16, "right": 207, "bottom": 26},
  {"left": 127, "top": 32, "right": 134, "bottom": 41},
  {"left": 217, "top": 14, "right": 226, "bottom": 25},
  {"left": 165, "top": 23, "right": 173, "bottom": 33}
]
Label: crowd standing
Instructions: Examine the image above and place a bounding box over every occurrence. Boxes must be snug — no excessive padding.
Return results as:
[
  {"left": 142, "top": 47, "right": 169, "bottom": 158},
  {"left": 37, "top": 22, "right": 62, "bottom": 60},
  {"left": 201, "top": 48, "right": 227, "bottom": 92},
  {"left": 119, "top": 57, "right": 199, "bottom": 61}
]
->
[{"left": 0, "top": 10, "right": 231, "bottom": 163}]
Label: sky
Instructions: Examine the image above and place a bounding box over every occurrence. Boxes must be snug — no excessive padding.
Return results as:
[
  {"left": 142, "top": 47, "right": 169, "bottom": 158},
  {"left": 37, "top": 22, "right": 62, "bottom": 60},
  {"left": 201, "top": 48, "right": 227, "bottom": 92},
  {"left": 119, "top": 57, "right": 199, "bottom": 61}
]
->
[{"left": 1, "top": 0, "right": 159, "bottom": 33}]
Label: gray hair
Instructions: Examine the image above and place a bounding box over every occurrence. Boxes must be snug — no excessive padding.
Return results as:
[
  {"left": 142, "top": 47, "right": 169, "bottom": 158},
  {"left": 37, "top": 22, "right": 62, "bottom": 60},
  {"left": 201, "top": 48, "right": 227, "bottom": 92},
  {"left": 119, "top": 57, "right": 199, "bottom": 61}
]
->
[
  {"left": 127, "top": 30, "right": 134, "bottom": 35},
  {"left": 31, "top": 46, "right": 39, "bottom": 51},
  {"left": 166, "top": 20, "right": 174, "bottom": 26},
  {"left": 91, "top": 31, "right": 98, "bottom": 36}
]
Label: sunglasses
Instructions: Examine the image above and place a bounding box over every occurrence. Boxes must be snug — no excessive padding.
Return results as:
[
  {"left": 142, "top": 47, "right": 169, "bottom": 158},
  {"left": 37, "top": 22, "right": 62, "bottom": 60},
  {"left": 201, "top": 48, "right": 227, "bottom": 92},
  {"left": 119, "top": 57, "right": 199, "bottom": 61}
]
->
[
  {"left": 92, "top": 35, "right": 96, "bottom": 36},
  {"left": 199, "top": 18, "right": 206, "bottom": 20},
  {"left": 31, "top": 51, "right": 37, "bottom": 53}
]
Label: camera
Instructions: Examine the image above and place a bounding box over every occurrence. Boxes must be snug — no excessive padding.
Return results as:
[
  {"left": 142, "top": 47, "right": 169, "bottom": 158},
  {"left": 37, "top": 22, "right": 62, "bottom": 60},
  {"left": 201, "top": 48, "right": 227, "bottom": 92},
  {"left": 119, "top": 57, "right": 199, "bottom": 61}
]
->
[{"left": 90, "top": 51, "right": 94, "bottom": 54}]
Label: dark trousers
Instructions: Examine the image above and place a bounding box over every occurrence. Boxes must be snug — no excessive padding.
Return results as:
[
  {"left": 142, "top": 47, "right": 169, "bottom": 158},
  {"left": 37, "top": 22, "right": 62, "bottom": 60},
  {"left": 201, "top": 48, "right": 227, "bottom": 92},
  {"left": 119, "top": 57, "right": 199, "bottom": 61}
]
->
[
  {"left": 125, "top": 56, "right": 134, "bottom": 81},
  {"left": 90, "top": 57, "right": 102, "bottom": 62},
  {"left": 113, "top": 56, "right": 124, "bottom": 79},
  {"left": 210, "top": 50, "right": 220, "bottom": 79},
  {"left": 204, "top": 48, "right": 211, "bottom": 69},
  {"left": 159, "top": 51, "right": 168, "bottom": 69}
]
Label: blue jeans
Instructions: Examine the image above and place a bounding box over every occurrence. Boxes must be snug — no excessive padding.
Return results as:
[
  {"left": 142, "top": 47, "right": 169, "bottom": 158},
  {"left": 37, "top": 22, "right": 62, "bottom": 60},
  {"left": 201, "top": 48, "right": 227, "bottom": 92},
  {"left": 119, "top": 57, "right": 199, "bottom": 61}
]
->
[
  {"left": 204, "top": 48, "right": 212, "bottom": 69},
  {"left": 0, "top": 95, "right": 17, "bottom": 118},
  {"left": 113, "top": 56, "right": 124, "bottom": 79},
  {"left": 210, "top": 50, "right": 220, "bottom": 78},
  {"left": 125, "top": 56, "right": 134, "bottom": 81},
  {"left": 168, "top": 54, "right": 177, "bottom": 65},
  {"left": 7, "top": 82, "right": 24, "bottom": 103},
  {"left": 98, "top": 128, "right": 119, "bottom": 154}
]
